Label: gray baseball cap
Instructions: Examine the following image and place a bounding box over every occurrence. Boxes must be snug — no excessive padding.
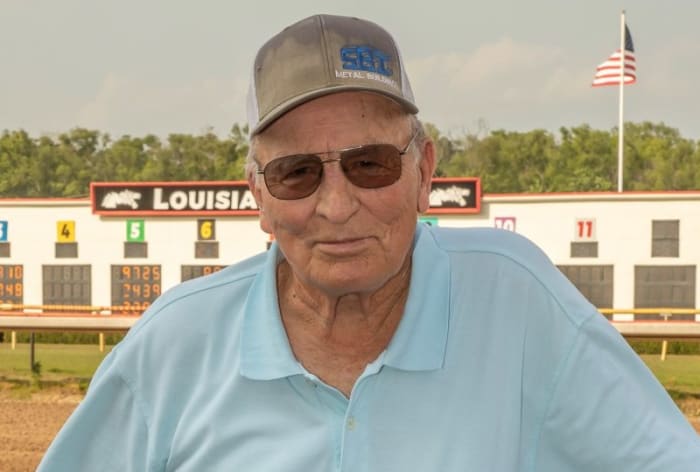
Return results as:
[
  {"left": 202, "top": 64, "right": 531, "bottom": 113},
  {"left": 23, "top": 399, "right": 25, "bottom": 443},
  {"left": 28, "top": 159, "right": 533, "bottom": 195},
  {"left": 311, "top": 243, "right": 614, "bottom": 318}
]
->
[{"left": 247, "top": 14, "right": 418, "bottom": 136}]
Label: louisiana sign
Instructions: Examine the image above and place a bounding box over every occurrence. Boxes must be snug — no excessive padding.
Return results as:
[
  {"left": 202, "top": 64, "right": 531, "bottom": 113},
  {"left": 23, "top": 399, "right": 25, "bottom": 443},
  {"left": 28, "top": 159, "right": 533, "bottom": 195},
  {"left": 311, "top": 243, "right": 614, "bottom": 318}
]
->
[
  {"left": 91, "top": 178, "right": 481, "bottom": 217},
  {"left": 90, "top": 182, "right": 259, "bottom": 216}
]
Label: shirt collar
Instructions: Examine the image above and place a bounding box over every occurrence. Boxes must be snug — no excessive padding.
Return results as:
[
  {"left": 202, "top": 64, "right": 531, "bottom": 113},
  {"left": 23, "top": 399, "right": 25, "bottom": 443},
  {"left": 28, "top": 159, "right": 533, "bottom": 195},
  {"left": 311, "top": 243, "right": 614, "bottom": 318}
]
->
[
  {"left": 239, "top": 223, "right": 450, "bottom": 380},
  {"left": 382, "top": 224, "right": 450, "bottom": 371},
  {"left": 239, "top": 246, "right": 303, "bottom": 380}
]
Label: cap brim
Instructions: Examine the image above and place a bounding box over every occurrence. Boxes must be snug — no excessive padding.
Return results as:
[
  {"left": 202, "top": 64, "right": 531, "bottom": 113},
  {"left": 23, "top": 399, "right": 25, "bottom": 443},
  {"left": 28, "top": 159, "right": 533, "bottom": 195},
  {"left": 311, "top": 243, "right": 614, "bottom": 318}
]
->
[{"left": 250, "top": 86, "right": 419, "bottom": 136}]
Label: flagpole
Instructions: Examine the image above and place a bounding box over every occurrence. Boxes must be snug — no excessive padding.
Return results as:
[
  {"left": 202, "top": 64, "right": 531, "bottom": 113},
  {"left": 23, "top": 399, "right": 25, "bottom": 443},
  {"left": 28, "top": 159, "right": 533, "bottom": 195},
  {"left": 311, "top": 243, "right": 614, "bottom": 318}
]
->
[{"left": 617, "top": 10, "right": 625, "bottom": 193}]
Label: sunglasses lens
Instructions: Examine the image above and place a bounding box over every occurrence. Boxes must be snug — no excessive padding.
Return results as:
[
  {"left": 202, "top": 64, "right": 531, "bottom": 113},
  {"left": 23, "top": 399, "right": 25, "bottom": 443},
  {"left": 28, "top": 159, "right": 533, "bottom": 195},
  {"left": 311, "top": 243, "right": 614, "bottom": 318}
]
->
[
  {"left": 261, "top": 143, "right": 404, "bottom": 200},
  {"left": 340, "top": 144, "right": 402, "bottom": 188},
  {"left": 263, "top": 154, "right": 323, "bottom": 200}
]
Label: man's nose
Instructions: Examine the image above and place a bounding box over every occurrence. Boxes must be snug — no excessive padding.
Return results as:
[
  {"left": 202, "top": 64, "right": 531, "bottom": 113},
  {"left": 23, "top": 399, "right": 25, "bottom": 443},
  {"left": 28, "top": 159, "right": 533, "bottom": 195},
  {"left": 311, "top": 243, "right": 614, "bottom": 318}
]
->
[{"left": 314, "top": 161, "right": 360, "bottom": 223}]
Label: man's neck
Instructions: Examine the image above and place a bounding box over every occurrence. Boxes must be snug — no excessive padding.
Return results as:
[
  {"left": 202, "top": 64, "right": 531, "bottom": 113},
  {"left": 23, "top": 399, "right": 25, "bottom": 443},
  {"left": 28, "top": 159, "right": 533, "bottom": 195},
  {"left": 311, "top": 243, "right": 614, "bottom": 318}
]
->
[{"left": 276, "top": 257, "right": 411, "bottom": 396}]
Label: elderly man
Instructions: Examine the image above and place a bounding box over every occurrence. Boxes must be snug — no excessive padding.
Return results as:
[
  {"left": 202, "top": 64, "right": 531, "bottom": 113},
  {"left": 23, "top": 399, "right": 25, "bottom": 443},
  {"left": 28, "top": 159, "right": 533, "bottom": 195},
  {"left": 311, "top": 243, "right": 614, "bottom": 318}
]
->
[{"left": 40, "top": 14, "right": 699, "bottom": 471}]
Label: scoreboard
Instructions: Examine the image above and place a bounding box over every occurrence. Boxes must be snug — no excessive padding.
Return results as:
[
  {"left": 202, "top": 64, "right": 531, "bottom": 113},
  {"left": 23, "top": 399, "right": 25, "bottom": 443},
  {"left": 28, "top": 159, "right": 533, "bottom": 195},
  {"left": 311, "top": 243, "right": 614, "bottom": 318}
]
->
[
  {"left": 0, "top": 264, "right": 23, "bottom": 305},
  {"left": 1, "top": 263, "right": 229, "bottom": 313},
  {"left": 111, "top": 264, "right": 162, "bottom": 313},
  {"left": 0, "top": 263, "right": 230, "bottom": 313}
]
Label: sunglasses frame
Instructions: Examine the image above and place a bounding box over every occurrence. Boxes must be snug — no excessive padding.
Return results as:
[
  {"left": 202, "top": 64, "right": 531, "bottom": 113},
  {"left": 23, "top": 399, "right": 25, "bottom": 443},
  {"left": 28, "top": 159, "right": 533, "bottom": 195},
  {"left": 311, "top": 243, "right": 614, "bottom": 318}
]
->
[{"left": 256, "top": 129, "right": 419, "bottom": 200}]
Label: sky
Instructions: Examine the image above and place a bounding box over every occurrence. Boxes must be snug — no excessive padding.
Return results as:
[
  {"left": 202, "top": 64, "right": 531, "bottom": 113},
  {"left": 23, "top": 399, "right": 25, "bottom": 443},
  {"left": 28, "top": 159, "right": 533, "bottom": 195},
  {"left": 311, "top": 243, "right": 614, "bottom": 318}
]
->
[{"left": 1, "top": 0, "right": 699, "bottom": 141}]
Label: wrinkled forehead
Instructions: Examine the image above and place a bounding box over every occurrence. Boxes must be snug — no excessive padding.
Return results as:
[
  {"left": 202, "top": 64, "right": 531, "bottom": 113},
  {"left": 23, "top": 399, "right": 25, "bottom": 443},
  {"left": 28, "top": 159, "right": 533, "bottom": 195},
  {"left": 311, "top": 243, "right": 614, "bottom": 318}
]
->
[
  {"left": 253, "top": 91, "right": 412, "bottom": 158},
  {"left": 262, "top": 91, "right": 409, "bottom": 139}
]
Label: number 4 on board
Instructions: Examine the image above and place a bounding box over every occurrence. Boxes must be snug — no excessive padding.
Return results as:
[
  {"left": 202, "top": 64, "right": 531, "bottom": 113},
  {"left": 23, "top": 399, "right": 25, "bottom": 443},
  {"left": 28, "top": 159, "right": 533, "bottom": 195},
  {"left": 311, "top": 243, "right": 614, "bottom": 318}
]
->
[{"left": 56, "top": 221, "right": 76, "bottom": 242}]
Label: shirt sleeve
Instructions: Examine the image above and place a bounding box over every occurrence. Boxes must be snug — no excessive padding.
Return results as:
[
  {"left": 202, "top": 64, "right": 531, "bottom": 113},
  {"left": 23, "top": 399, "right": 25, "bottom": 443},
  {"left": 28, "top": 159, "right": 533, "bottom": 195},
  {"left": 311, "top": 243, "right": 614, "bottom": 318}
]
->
[
  {"left": 37, "top": 351, "right": 152, "bottom": 472},
  {"left": 534, "top": 313, "right": 700, "bottom": 471}
]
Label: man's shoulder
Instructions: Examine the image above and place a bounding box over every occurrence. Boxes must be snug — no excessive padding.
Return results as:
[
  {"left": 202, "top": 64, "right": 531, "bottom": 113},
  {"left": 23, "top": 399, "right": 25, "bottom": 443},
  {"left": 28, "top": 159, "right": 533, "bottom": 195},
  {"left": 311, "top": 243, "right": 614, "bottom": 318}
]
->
[
  {"left": 424, "top": 225, "right": 595, "bottom": 325},
  {"left": 158, "top": 251, "right": 267, "bottom": 305},
  {"left": 427, "top": 226, "right": 552, "bottom": 268}
]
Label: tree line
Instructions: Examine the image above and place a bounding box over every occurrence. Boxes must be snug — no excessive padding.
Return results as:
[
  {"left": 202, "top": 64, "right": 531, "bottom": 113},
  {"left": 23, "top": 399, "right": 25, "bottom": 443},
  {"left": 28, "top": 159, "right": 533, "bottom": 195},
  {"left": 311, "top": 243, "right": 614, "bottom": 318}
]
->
[{"left": 1, "top": 121, "right": 698, "bottom": 197}]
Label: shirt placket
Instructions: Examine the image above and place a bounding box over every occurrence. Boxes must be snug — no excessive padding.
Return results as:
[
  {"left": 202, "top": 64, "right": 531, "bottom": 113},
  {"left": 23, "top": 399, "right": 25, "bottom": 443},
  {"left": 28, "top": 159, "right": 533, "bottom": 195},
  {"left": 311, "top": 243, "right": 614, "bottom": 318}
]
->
[{"left": 338, "top": 357, "right": 384, "bottom": 472}]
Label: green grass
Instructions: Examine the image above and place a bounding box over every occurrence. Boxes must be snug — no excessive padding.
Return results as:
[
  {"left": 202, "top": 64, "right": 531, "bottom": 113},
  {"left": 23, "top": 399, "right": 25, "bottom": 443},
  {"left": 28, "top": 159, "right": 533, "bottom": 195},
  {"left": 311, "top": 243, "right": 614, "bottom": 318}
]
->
[
  {"left": 0, "top": 343, "right": 699, "bottom": 401},
  {"left": 640, "top": 354, "right": 700, "bottom": 398},
  {"left": 0, "top": 342, "right": 112, "bottom": 384}
]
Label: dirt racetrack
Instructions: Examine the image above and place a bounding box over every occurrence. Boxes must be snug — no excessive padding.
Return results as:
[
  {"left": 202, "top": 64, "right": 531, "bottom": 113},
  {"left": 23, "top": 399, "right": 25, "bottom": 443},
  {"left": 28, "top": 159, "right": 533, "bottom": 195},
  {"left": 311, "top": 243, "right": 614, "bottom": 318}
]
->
[
  {"left": 0, "top": 391, "right": 698, "bottom": 472},
  {"left": 0, "top": 390, "right": 80, "bottom": 472}
]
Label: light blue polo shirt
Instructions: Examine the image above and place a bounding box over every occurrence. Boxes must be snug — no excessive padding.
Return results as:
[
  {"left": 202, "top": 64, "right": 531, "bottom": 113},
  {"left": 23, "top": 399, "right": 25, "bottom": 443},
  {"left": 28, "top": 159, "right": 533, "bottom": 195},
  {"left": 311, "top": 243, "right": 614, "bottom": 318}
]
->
[{"left": 39, "top": 224, "right": 700, "bottom": 471}]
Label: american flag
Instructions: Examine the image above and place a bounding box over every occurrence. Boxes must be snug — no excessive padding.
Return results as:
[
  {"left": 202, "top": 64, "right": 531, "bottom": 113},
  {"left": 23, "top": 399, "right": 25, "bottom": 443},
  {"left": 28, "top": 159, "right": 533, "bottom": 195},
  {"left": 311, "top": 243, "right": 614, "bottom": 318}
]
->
[{"left": 592, "top": 24, "right": 636, "bottom": 87}]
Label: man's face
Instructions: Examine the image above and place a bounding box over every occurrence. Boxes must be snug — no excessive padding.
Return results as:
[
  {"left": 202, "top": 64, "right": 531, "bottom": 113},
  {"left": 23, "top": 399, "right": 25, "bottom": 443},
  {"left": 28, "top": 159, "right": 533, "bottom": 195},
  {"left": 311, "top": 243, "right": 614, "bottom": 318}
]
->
[{"left": 249, "top": 92, "right": 434, "bottom": 297}]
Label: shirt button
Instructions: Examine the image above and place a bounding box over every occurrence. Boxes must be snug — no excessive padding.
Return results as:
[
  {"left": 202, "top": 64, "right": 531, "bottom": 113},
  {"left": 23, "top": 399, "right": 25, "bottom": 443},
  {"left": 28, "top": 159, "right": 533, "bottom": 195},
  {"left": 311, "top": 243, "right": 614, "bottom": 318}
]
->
[{"left": 347, "top": 416, "right": 356, "bottom": 431}]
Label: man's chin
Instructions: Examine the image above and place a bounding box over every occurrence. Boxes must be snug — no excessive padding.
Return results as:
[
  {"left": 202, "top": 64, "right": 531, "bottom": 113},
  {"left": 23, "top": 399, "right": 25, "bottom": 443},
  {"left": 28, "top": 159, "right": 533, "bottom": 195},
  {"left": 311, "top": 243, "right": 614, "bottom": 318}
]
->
[{"left": 308, "top": 272, "right": 387, "bottom": 298}]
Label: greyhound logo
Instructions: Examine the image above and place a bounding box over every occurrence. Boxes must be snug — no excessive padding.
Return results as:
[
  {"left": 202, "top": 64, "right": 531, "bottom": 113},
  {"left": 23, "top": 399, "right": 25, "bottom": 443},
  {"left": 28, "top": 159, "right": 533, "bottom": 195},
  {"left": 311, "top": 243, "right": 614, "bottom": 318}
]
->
[
  {"left": 101, "top": 190, "right": 142, "bottom": 209},
  {"left": 429, "top": 186, "right": 472, "bottom": 207}
]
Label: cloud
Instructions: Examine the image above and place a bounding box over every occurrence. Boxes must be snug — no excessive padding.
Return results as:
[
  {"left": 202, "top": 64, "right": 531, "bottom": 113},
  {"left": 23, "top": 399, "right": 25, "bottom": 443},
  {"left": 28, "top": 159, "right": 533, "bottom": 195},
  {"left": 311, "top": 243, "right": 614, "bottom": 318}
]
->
[
  {"left": 636, "top": 35, "right": 700, "bottom": 100},
  {"left": 75, "top": 73, "right": 249, "bottom": 138},
  {"left": 406, "top": 37, "right": 596, "bottom": 131},
  {"left": 409, "top": 38, "right": 573, "bottom": 98}
]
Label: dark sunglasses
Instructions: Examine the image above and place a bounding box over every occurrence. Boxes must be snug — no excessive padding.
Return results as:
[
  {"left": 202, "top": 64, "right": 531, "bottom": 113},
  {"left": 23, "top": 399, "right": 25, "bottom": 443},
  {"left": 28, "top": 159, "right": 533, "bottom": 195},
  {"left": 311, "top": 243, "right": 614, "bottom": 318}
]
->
[{"left": 256, "top": 130, "right": 418, "bottom": 200}]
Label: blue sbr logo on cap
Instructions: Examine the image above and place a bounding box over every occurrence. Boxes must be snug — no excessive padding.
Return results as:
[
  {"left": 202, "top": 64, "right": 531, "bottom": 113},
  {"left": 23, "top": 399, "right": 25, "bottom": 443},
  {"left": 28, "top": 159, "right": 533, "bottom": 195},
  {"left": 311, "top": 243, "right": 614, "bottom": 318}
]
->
[{"left": 340, "top": 46, "right": 392, "bottom": 76}]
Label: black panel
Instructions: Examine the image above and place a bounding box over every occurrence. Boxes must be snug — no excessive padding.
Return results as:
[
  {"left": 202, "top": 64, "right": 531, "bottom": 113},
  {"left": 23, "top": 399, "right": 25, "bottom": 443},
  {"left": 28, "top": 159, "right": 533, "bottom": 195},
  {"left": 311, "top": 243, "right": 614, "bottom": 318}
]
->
[
  {"left": 55, "top": 242, "right": 78, "bottom": 258},
  {"left": 570, "top": 242, "right": 598, "bottom": 258},
  {"left": 651, "top": 220, "right": 679, "bottom": 257},
  {"left": 634, "top": 265, "right": 695, "bottom": 320},
  {"left": 42, "top": 265, "right": 91, "bottom": 306},
  {"left": 195, "top": 241, "right": 219, "bottom": 259},
  {"left": 124, "top": 242, "right": 148, "bottom": 258}
]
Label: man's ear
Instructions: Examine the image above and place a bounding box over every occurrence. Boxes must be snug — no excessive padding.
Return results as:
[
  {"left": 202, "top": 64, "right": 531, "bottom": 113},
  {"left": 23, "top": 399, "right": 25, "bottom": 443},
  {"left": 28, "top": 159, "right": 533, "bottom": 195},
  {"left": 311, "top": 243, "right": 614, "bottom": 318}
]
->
[
  {"left": 247, "top": 171, "right": 273, "bottom": 234},
  {"left": 416, "top": 138, "right": 436, "bottom": 213}
]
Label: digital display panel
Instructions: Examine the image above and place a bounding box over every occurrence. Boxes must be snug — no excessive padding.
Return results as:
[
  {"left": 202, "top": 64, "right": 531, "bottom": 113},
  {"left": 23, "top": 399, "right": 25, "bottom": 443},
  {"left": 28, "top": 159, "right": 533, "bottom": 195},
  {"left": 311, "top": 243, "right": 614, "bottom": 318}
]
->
[
  {"left": 0, "top": 264, "right": 23, "bottom": 305},
  {"left": 181, "top": 265, "right": 226, "bottom": 282},
  {"left": 111, "top": 264, "right": 162, "bottom": 313}
]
